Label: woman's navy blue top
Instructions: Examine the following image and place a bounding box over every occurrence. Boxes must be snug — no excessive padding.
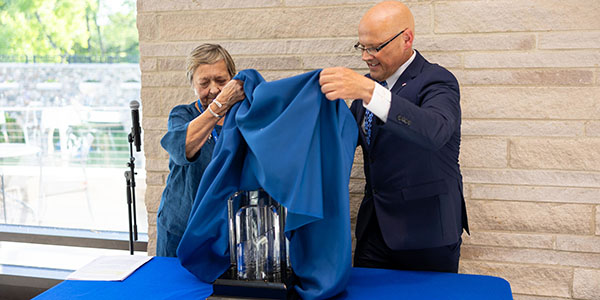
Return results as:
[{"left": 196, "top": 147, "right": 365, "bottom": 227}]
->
[{"left": 156, "top": 102, "right": 221, "bottom": 257}]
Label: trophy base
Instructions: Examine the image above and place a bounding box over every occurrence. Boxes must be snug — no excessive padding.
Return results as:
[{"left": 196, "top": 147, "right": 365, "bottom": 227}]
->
[
  {"left": 212, "top": 278, "right": 289, "bottom": 299},
  {"left": 212, "top": 269, "right": 297, "bottom": 299}
]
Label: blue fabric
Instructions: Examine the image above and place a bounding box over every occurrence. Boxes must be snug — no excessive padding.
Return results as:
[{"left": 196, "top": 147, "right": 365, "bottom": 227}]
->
[
  {"left": 177, "top": 69, "right": 358, "bottom": 300},
  {"left": 157, "top": 102, "right": 222, "bottom": 257},
  {"left": 34, "top": 257, "right": 212, "bottom": 300},
  {"left": 34, "top": 257, "right": 513, "bottom": 300},
  {"left": 334, "top": 267, "right": 512, "bottom": 300}
]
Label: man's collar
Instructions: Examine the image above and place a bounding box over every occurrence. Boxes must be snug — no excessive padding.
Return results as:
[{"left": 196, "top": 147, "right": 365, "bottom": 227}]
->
[{"left": 384, "top": 49, "right": 417, "bottom": 89}]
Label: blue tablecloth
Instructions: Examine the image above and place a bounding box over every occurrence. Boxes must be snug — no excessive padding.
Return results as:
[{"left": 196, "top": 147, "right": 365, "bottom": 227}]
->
[{"left": 34, "top": 256, "right": 512, "bottom": 300}]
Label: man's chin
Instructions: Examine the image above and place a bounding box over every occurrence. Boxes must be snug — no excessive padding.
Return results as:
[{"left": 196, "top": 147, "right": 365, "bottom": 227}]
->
[{"left": 369, "top": 71, "right": 384, "bottom": 82}]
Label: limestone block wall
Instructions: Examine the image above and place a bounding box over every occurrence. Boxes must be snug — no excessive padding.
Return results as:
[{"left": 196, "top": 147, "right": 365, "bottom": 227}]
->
[{"left": 137, "top": 1, "right": 600, "bottom": 299}]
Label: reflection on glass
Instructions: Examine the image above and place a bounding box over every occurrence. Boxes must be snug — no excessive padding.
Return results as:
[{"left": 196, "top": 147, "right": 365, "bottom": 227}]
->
[{"left": 228, "top": 190, "right": 288, "bottom": 282}]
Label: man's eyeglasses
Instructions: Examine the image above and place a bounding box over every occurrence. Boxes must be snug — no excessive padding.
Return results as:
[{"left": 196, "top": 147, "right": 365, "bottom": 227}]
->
[{"left": 354, "top": 28, "right": 407, "bottom": 56}]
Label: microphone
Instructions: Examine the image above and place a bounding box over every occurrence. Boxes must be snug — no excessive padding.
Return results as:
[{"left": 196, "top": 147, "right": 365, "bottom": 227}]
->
[{"left": 129, "top": 100, "right": 142, "bottom": 152}]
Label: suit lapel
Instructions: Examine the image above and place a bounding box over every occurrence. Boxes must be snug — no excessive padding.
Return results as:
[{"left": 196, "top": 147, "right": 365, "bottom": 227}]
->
[
  {"left": 390, "top": 50, "right": 424, "bottom": 95},
  {"left": 371, "top": 50, "right": 425, "bottom": 146}
]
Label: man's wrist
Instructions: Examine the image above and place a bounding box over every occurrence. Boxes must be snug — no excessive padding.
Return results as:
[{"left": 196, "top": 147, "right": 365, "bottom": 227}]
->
[
  {"left": 364, "top": 83, "right": 392, "bottom": 122},
  {"left": 362, "top": 80, "right": 375, "bottom": 104}
]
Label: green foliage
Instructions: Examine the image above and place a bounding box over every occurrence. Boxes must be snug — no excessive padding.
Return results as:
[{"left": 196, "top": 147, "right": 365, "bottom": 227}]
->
[
  {"left": 98, "top": 2, "right": 138, "bottom": 56},
  {"left": 0, "top": 0, "right": 138, "bottom": 62}
]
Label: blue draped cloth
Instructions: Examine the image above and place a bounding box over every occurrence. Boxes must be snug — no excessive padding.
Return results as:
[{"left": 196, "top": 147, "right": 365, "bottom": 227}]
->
[{"left": 177, "top": 69, "right": 358, "bottom": 299}]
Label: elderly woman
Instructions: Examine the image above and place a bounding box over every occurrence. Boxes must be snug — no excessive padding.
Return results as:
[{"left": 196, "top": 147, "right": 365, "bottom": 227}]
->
[{"left": 157, "top": 44, "right": 244, "bottom": 257}]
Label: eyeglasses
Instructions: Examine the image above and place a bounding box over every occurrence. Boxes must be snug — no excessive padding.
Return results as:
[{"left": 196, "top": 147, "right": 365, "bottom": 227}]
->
[{"left": 354, "top": 28, "right": 407, "bottom": 56}]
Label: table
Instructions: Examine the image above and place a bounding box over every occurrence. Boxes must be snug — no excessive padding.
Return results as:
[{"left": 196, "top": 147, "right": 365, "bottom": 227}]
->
[{"left": 34, "top": 256, "right": 512, "bottom": 299}]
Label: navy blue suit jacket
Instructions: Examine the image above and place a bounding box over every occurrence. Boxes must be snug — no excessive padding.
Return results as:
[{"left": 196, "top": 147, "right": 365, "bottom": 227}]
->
[{"left": 351, "top": 50, "right": 469, "bottom": 250}]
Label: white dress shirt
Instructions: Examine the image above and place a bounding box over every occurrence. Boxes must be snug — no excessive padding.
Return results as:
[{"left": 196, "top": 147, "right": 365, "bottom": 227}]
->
[{"left": 363, "top": 50, "right": 417, "bottom": 123}]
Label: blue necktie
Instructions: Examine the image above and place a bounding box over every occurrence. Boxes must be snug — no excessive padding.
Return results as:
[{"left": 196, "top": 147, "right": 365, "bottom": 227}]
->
[{"left": 365, "top": 80, "right": 387, "bottom": 145}]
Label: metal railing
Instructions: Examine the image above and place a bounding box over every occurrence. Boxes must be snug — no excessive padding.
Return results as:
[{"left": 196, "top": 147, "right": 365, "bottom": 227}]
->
[{"left": 1, "top": 108, "right": 135, "bottom": 168}]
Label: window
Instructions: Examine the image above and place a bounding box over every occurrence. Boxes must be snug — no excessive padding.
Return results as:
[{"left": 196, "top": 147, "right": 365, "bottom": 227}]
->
[{"left": 0, "top": 1, "right": 148, "bottom": 296}]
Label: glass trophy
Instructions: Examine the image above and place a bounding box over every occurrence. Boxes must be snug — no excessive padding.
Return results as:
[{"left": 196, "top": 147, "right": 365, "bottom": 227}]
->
[{"left": 213, "top": 189, "right": 295, "bottom": 299}]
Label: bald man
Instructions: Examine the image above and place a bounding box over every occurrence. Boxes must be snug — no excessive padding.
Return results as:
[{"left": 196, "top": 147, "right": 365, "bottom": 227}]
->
[{"left": 319, "top": 1, "right": 469, "bottom": 273}]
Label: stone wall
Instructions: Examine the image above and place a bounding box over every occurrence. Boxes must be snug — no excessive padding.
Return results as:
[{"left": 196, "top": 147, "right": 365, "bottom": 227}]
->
[
  {"left": 0, "top": 63, "right": 140, "bottom": 107},
  {"left": 137, "top": 1, "right": 600, "bottom": 299}
]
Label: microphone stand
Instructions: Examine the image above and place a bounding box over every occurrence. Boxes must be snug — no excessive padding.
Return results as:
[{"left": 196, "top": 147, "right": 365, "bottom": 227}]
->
[{"left": 124, "top": 132, "right": 139, "bottom": 255}]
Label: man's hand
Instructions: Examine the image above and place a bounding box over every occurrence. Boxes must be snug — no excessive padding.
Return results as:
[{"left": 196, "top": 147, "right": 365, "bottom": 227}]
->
[{"left": 319, "top": 67, "right": 375, "bottom": 102}]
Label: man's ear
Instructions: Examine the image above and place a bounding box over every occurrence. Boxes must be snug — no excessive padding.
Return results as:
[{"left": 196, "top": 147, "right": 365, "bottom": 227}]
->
[{"left": 404, "top": 29, "right": 414, "bottom": 49}]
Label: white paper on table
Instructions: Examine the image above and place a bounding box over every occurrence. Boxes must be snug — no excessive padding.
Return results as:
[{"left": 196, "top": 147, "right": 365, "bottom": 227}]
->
[{"left": 66, "top": 255, "right": 153, "bottom": 281}]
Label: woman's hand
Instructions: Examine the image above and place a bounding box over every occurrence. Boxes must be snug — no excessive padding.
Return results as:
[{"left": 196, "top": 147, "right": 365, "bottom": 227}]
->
[
  {"left": 214, "top": 79, "right": 245, "bottom": 114},
  {"left": 186, "top": 79, "right": 244, "bottom": 159}
]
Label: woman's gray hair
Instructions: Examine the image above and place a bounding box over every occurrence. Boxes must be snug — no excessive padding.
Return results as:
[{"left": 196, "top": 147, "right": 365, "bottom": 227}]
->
[{"left": 185, "top": 44, "right": 236, "bottom": 85}]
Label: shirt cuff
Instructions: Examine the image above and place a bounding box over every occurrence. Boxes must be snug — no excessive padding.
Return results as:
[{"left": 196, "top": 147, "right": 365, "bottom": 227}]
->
[{"left": 363, "top": 83, "right": 391, "bottom": 123}]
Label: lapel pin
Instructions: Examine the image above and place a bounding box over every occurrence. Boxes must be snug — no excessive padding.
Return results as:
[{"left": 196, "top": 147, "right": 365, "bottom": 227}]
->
[{"left": 402, "top": 82, "right": 407, "bottom": 87}]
